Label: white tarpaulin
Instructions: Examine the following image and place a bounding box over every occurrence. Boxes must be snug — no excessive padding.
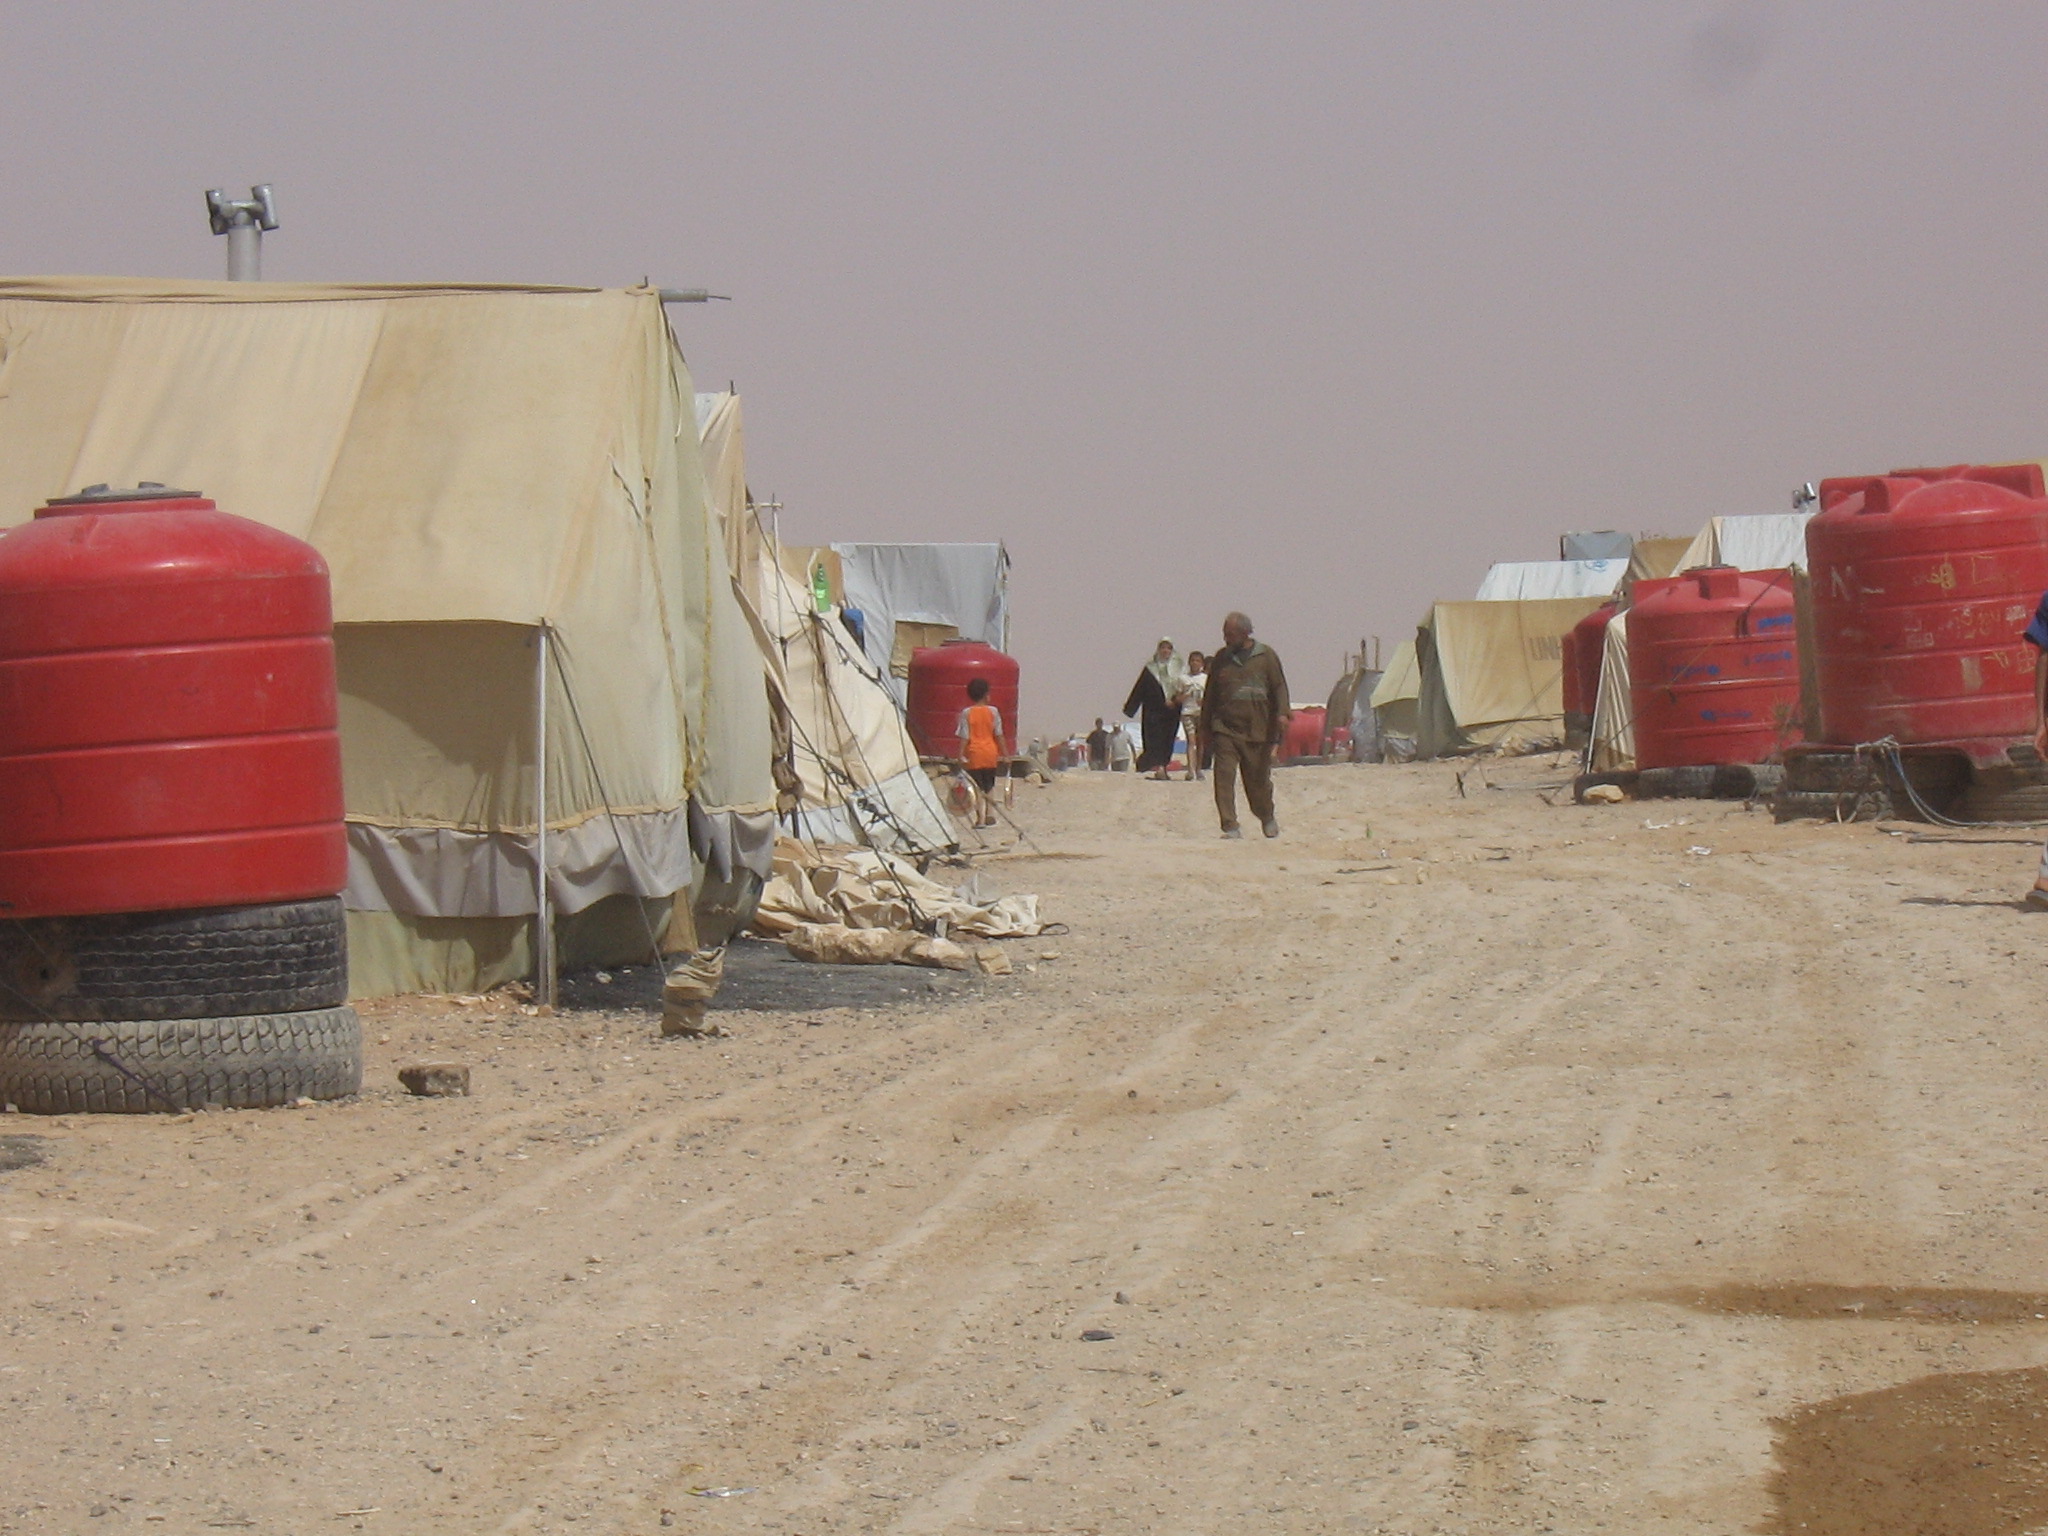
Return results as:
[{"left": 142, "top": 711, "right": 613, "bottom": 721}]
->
[
  {"left": 696, "top": 392, "right": 957, "bottom": 854},
  {"left": 1675, "top": 513, "right": 1813, "bottom": 575},
  {"left": 0, "top": 278, "right": 775, "bottom": 995},
  {"left": 1474, "top": 559, "right": 1626, "bottom": 601},
  {"left": 834, "top": 542, "right": 1009, "bottom": 703},
  {"left": 1589, "top": 609, "right": 1635, "bottom": 771}
]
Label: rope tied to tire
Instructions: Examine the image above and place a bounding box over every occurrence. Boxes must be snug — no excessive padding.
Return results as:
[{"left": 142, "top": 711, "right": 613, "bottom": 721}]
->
[{"left": 1850, "top": 737, "right": 2048, "bottom": 830}]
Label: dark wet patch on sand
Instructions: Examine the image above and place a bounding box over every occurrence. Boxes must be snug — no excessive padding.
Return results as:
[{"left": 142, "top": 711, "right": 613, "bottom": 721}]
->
[
  {"left": 1434, "top": 1280, "right": 2048, "bottom": 1324},
  {"left": 1416, "top": 1280, "right": 2048, "bottom": 1534},
  {"left": 0, "top": 1134, "right": 48, "bottom": 1172},
  {"left": 1768, "top": 1365, "right": 2048, "bottom": 1536},
  {"left": 1663, "top": 1282, "right": 2048, "bottom": 1324}
]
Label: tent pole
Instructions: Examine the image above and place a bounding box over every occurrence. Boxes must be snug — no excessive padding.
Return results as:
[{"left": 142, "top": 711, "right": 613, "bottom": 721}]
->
[{"left": 534, "top": 624, "right": 557, "bottom": 1008}]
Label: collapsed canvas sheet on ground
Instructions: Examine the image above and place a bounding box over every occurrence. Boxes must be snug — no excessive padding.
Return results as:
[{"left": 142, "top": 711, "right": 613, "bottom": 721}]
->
[
  {"left": 696, "top": 392, "right": 955, "bottom": 854},
  {"left": 0, "top": 277, "right": 775, "bottom": 995},
  {"left": 1675, "top": 513, "right": 1812, "bottom": 574},
  {"left": 1415, "top": 597, "right": 1608, "bottom": 758},
  {"left": 1473, "top": 559, "right": 1626, "bottom": 601},
  {"left": 833, "top": 543, "right": 1009, "bottom": 704},
  {"left": 752, "top": 839, "right": 1042, "bottom": 939},
  {"left": 1589, "top": 609, "right": 1635, "bottom": 771}
]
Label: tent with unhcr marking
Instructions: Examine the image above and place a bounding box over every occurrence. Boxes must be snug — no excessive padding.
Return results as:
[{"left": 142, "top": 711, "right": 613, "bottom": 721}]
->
[
  {"left": 1411, "top": 596, "right": 1609, "bottom": 758},
  {"left": 0, "top": 277, "right": 776, "bottom": 997}
]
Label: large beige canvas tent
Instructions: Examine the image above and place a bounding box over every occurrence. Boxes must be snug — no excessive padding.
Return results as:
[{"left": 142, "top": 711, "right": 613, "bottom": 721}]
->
[
  {"left": 1413, "top": 597, "right": 1609, "bottom": 758},
  {"left": 0, "top": 277, "right": 775, "bottom": 996},
  {"left": 695, "top": 391, "right": 955, "bottom": 853}
]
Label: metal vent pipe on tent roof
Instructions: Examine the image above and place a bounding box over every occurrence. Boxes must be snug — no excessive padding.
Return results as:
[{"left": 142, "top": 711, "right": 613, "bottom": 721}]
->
[{"left": 205, "top": 185, "right": 278, "bottom": 281}]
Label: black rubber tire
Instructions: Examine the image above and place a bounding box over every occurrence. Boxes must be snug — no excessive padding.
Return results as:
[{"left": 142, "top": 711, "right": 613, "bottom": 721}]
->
[
  {"left": 0, "top": 1006, "right": 362, "bottom": 1114},
  {"left": 1712, "top": 762, "right": 1784, "bottom": 800},
  {"left": 1784, "top": 750, "right": 1878, "bottom": 794},
  {"left": 1774, "top": 787, "right": 1889, "bottom": 823},
  {"left": 0, "top": 898, "right": 347, "bottom": 1023},
  {"left": 1637, "top": 765, "right": 1723, "bottom": 799},
  {"left": 1956, "top": 760, "right": 2048, "bottom": 823}
]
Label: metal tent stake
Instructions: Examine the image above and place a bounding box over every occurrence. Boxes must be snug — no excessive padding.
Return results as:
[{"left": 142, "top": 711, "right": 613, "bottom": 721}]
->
[{"left": 534, "top": 625, "right": 556, "bottom": 1007}]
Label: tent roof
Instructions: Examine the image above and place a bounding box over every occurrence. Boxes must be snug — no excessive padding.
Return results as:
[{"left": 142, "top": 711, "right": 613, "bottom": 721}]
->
[
  {"left": 0, "top": 280, "right": 675, "bottom": 627},
  {"left": 1369, "top": 637, "right": 1421, "bottom": 708},
  {"left": 1627, "top": 535, "right": 1696, "bottom": 584},
  {"left": 1674, "top": 513, "right": 1813, "bottom": 575},
  {"left": 1474, "top": 559, "right": 1626, "bottom": 601},
  {"left": 0, "top": 276, "right": 608, "bottom": 303},
  {"left": 0, "top": 278, "right": 773, "bottom": 832}
]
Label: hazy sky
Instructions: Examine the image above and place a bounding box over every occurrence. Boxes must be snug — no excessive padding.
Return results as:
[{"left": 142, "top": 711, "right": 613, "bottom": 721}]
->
[{"left": 4, "top": 3, "right": 2048, "bottom": 731}]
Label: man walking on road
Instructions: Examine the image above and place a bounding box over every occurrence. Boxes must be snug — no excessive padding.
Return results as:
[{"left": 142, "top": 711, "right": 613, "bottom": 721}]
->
[{"left": 1198, "top": 611, "right": 1290, "bottom": 839}]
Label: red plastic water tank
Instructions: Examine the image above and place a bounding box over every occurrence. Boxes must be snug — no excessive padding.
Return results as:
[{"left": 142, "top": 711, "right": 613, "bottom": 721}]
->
[
  {"left": 1628, "top": 566, "right": 1800, "bottom": 769},
  {"left": 906, "top": 639, "right": 1020, "bottom": 761},
  {"left": 1280, "top": 706, "right": 1326, "bottom": 763},
  {"left": 0, "top": 485, "right": 346, "bottom": 918},
  {"left": 1562, "top": 601, "right": 1619, "bottom": 727},
  {"left": 1808, "top": 464, "right": 2048, "bottom": 759}
]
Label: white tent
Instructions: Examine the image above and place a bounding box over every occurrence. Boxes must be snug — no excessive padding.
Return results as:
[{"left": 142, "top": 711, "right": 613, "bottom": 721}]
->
[
  {"left": 0, "top": 277, "right": 775, "bottom": 996},
  {"left": 695, "top": 392, "right": 956, "bottom": 854},
  {"left": 1588, "top": 610, "right": 1635, "bottom": 772},
  {"left": 834, "top": 543, "right": 1010, "bottom": 704},
  {"left": 1674, "top": 513, "right": 1813, "bottom": 574},
  {"left": 1474, "top": 559, "right": 1626, "bottom": 601}
]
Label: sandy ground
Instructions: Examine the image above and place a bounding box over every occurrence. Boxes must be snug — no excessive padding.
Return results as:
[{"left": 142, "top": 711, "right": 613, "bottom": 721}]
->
[{"left": 7, "top": 758, "right": 2048, "bottom": 1535}]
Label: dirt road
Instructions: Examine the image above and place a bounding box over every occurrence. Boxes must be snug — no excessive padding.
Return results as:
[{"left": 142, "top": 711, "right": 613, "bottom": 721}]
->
[{"left": 7, "top": 759, "right": 2048, "bottom": 1535}]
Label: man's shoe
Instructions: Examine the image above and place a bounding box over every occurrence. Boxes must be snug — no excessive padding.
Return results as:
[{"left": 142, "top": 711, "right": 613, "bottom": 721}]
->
[
  {"left": 1221, "top": 825, "right": 1243, "bottom": 839},
  {"left": 2026, "top": 884, "right": 2048, "bottom": 910},
  {"left": 1262, "top": 818, "right": 1280, "bottom": 838}
]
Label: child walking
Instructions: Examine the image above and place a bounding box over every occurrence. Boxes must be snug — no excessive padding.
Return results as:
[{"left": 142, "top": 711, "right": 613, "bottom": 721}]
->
[{"left": 956, "top": 676, "right": 1005, "bottom": 830}]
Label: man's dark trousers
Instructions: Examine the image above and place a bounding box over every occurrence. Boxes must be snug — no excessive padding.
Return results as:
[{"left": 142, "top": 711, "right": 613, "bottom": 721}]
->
[{"left": 1211, "top": 734, "right": 1275, "bottom": 830}]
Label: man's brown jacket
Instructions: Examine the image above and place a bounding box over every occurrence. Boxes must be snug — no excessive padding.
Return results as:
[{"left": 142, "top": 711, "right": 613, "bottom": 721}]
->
[{"left": 1199, "top": 641, "right": 1289, "bottom": 744}]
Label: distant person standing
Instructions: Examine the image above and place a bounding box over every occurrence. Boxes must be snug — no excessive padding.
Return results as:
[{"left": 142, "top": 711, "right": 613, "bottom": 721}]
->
[
  {"left": 1123, "top": 637, "right": 1185, "bottom": 780},
  {"left": 1198, "top": 611, "right": 1290, "bottom": 838},
  {"left": 1176, "top": 651, "right": 1209, "bottom": 781},
  {"left": 955, "top": 676, "right": 1004, "bottom": 829},
  {"left": 1087, "top": 718, "right": 1112, "bottom": 771},
  {"left": 2026, "top": 591, "right": 2048, "bottom": 907},
  {"left": 1109, "top": 721, "right": 1135, "bottom": 772}
]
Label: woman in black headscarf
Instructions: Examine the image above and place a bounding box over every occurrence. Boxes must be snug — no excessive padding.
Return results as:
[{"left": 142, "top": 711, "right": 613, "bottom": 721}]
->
[{"left": 1123, "top": 638, "right": 1185, "bottom": 779}]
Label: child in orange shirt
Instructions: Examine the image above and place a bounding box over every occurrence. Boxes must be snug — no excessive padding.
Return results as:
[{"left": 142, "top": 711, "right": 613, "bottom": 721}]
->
[{"left": 956, "top": 677, "right": 1005, "bottom": 829}]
